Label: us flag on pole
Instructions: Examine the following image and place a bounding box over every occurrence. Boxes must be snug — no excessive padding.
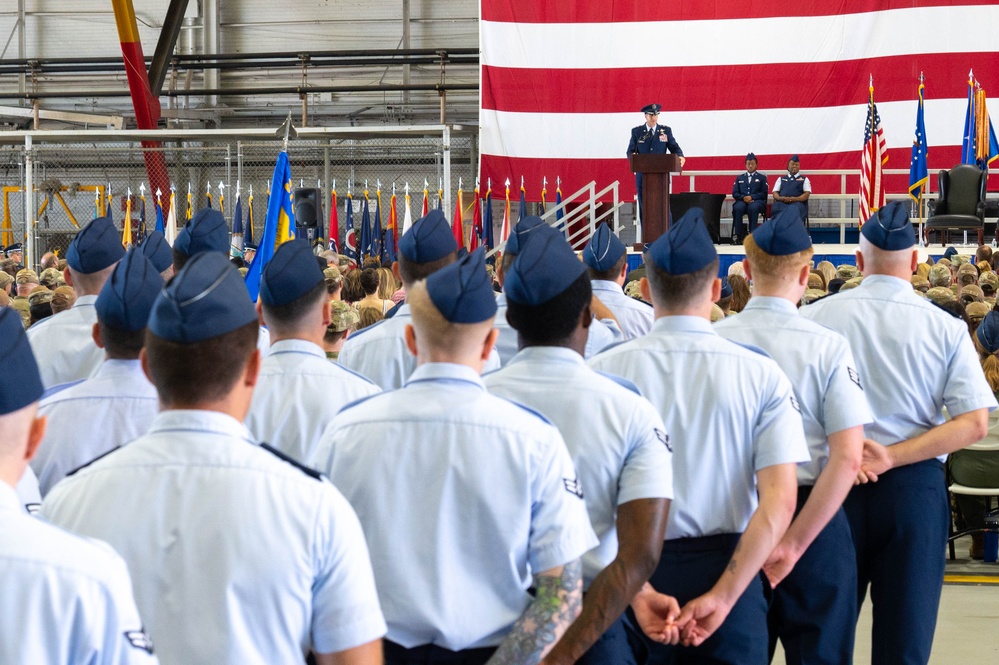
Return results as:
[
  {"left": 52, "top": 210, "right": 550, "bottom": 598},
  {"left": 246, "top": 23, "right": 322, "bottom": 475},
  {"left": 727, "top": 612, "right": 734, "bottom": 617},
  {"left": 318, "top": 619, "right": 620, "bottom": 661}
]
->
[{"left": 860, "top": 78, "right": 888, "bottom": 225}]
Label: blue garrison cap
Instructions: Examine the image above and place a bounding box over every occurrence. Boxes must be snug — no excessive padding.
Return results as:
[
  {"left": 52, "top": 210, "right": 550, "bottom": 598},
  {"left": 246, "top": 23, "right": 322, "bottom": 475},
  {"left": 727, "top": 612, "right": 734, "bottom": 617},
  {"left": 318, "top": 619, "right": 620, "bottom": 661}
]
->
[
  {"left": 943, "top": 247, "right": 958, "bottom": 260},
  {"left": 66, "top": 216, "right": 126, "bottom": 274},
  {"left": 977, "top": 310, "right": 999, "bottom": 354},
  {"left": 505, "top": 226, "right": 586, "bottom": 306},
  {"left": 752, "top": 206, "right": 811, "bottom": 256},
  {"left": 646, "top": 208, "right": 717, "bottom": 274},
  {"left": 719, "top": 277, "right": 733, "bottom": 299},
  {"left": 149, "top": 252, "right": 258, "bottom": 344},
  {"left": 504, "top": 216, "right": 546, "bottom": 256},
  {"left": 582, "top": 224, "right": 626, "bottom": 272},
  {"left": 641, "top": 103, "right": 662, "bottom": 114},
  {"left": 860, "top": 200, "right": 915, "bottom": 251},
  {"left": 139, "top": 230, "right": 173, "bottom": 273},
  {"left": 789, "top": 155, "right": 800, "bottom": 163},
  {"left": 260, "top": 239, "right": 325, "bottom": 307},
  {"left": 95, "top": 248, "right": 164, "bottom": 332},
  {"left": 425, "top": 248, "right": 498, "bottom": 324},
  {"left": 398, "top": 209, "right": 457, "bottom": 263},
  {"left": 746, "top": 153, "right": 757, "bottom": 162},
  {"left": 0, "top": 308, "right": 44, "bottom": 415},
  {"left": 173, "top": 207, "right": 229, "bottom": 257}
]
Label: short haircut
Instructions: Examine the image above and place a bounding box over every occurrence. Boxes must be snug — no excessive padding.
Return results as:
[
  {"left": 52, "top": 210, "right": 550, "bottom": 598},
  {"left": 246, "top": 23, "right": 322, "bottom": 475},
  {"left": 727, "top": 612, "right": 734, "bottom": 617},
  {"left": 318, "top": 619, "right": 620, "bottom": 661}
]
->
[
  {"left": 360, "top": 267, "right": 380, "bottom": 295},
  {"left": 397, "top": 252, "right": 457, "bottom": 286},
  {"left": 407, "top": 280, "right": 495, "bottom": 355},
  {"left": 977, "top": 246, "right": 993, "bottom": 263},
  {"left": 261, "top": 281, "right": 327, "bottom": 335},
  {"left": 646, "top": 257, "right": 720, "bottom": 310},
  {"left": 743, "top": 234, "right": 814, "bottom": 278},
  {"left": 506, "top": 273, "right": 591, "bottom": 346},
  {"left": 28, "top": 302, "right": 53, "bottom": 326},
  {"left": 324, "top": 328, "right": 348, "bottom": 345},
  {"left": 361, "top": 257, "right": 381, "bottom": 270},
  {"left": 172, "top": 248, "right": 189, "bottom": 272},
  {"left": 585, "top": 254, "right": 628, "bottom": 282},
  {"left": 99, "top": 322, "right": 145, "bottom": 360},
  {"left": 325, "top": 275, "right": 343, "bottom": 295},
  {"left": 68, "top": 264, "right": 115, "bottom": 296},
  {"left": 145, "top": 320, "right": 258, "bottom": 406}
]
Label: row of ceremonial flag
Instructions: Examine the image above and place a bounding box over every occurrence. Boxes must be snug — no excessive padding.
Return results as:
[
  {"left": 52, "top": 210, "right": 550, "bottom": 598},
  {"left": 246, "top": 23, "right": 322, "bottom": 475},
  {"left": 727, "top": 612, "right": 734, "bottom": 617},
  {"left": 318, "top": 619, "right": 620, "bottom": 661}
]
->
[{"left": 865, "top": 70, "right": 999, "bottom": 225}]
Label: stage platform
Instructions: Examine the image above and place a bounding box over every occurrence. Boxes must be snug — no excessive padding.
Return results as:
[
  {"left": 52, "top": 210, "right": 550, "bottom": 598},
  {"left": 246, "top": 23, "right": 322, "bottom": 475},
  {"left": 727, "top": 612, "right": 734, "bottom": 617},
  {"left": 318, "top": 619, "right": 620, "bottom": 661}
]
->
[{"left": 626, "top": 243, "right": 976, "bottom": 276}]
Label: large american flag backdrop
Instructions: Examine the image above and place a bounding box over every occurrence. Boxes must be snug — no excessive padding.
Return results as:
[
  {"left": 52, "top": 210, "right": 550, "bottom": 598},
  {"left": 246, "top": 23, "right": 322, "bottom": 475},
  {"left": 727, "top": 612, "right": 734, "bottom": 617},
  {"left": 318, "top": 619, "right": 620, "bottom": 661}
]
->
[{"left": 479, "top": 1, "right": 999, "bottom": 201}]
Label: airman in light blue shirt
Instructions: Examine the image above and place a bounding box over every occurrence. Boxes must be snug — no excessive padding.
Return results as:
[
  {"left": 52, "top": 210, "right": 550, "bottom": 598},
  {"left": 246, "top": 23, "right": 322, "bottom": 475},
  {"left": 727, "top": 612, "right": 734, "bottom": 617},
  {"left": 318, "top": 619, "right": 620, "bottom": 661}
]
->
[{"left": 583, "top": 223, "right": 653, "bottom": 339}]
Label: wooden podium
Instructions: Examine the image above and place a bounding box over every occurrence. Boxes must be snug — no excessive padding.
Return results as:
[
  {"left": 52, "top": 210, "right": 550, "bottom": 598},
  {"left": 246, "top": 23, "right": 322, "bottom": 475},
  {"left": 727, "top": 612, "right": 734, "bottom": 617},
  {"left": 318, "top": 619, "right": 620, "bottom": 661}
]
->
[{"left": 630, "top": 153, "right": 682, "bottom": 245}]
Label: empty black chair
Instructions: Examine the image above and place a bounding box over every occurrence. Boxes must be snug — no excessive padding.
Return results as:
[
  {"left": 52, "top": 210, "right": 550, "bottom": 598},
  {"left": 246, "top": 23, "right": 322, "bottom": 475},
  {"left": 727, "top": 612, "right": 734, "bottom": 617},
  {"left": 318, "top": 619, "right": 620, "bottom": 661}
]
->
[{"left": 926, "top": 164, "right": 986, "bottom": 246}]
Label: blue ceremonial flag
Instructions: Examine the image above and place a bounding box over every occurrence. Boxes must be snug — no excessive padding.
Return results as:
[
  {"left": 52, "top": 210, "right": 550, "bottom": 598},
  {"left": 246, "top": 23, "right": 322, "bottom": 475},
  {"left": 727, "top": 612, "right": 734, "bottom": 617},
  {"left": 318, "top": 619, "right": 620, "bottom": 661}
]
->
[
  {"left": 359, "top": 195, "right": 372, "bottom": 259},
  {"left": 245, "top": 151, "right": 296, "bottom": 302},
  {"left": 962, "top": 74, "right": 976, "bottom": 165},
  {"left": 909, "top": 78, "right": 928, "bottom": 201},
  {"left": 483, "top": 188, "right": 495, "bottom": 251},
  {"left": 244, "top": 193, "right": 255, "bottom": 246},
  {"left": 154, "top": 199, "right": 165, "bottom": 235},
  {"left": 555, "top": 186, "right": 564, "bottom": 222},
  {"left": 518, "top": 185, "right": 527, "bottom": 221}
]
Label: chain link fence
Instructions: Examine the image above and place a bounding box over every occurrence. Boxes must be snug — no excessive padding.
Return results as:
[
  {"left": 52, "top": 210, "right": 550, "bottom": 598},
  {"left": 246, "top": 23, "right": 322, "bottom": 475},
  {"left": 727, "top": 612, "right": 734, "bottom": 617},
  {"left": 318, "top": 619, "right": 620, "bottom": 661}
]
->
[{"left": 1, "top": 131, "right": 478, "bottom": 266}]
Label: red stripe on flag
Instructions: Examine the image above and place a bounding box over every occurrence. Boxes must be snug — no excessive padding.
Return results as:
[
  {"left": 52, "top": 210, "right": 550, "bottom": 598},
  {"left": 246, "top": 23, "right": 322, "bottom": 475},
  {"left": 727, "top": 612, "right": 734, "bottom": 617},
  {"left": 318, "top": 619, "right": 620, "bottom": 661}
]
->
[
  {"left": 482, "top": 53, "right": 993, "bottom": 114},
  {"left": 482, "top": 0, "right": 995, "bottom": 23}
]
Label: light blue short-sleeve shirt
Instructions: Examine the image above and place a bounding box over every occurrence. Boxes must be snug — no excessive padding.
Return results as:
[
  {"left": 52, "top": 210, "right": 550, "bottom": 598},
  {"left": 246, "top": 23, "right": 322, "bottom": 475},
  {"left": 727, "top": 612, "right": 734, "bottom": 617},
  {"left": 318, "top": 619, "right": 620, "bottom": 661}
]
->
[
  {"left": 589, "top": 316, "right": 810, "bottom": 539},
  {"left": 33, "top": 359, "right": 159, "bottom": 497},
  {"left": 338, "top": 304, "right": 501, "bottom": 389},
  {"left": 245, "top": 338, "right": 380, "bottom": 465},
  {"left": 484, "top": 346, "right": 672, "bottom": 587},
  {"left": 591, "top": 280, "right": 654, "bottom": 339},
  {"left": 715, "top": 296, "right": 874, "bottom": 484},
  {"left": 313, "top": 362, "right": 598, "bottom": 651},
  {"left": 800, "top": 275, "right": 997, "bottom": 452},
  {"left": 42, "top": 410, "right": 386, "bottom": 663},
  {"left": 1, "top": 482, "right": 157, "bottom": 665},
  {"left": 26, "top": 295, "right": 104, "bottom": 389}
]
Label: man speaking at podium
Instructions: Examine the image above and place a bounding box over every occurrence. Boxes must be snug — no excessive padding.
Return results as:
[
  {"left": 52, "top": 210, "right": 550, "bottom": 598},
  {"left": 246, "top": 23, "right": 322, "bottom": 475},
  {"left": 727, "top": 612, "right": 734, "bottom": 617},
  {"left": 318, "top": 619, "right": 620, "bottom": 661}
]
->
[{"left": 627, "top": 103, "right": 685, "bottom": 221}]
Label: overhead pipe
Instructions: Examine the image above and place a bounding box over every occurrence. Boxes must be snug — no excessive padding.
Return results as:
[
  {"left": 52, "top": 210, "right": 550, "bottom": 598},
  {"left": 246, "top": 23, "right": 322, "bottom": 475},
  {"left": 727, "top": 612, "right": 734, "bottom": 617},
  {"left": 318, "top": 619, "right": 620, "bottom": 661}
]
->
[
  {"left": 0, "top": 82, "right": 478, "bottom": 101},
  {"left": 148, "top": 0, "right": 190, "bottom": 94}
]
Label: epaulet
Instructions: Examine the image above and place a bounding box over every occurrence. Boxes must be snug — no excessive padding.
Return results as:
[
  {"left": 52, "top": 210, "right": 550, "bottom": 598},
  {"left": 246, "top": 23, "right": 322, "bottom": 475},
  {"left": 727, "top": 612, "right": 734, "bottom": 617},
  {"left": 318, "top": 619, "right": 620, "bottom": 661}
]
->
[
  {"left": 336, "top": 391, "right": 383, "bottom": 415},
  {"left": 497, "top": 396, "right": 554, "bottom": 425},
  {"left": 725, "top": 338, "right": 774, "bottom": 359},
  {"left": 66, "top": 446, "right": 122, "bottom": 477},
  {"left": 41, "top": 379, "right": 86, "bottom": 401},
  {"left": 331, "top": 362, "right": 379, "bottom": 387},
  {"left": 259, "top": 443, "right": 324, "bottom": 481},
  {"left": 595, "top": 371, "right": 642, "bottom": 396}
]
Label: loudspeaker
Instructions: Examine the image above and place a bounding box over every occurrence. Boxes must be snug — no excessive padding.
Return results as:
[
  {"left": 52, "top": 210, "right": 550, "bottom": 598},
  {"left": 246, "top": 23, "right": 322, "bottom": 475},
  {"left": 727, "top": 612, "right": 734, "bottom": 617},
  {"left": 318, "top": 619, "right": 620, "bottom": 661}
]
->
[{"left": 293, "top": 187, "right": 322, "bottom": 228}]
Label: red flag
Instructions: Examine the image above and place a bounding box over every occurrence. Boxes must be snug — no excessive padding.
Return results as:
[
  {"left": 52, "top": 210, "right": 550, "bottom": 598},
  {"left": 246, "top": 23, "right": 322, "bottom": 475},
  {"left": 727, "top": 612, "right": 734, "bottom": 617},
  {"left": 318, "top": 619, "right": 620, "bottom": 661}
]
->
[
  {"left": 452, "top": 186, "right": 465, "bottom": 249},
  {"left": 328, "top": 188, "right": 339, "bottom": 252},
  {"left": 422, "top": 185, "right": 430, "bottom": 217},
  {"left": 469, "top": 187, "right": 482, "bottom": 251}
]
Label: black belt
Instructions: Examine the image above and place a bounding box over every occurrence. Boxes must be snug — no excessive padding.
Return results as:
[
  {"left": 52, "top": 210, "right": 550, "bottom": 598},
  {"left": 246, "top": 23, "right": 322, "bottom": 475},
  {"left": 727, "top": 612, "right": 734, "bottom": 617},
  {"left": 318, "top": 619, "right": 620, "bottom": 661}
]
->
[{"left": 383, "top": 640, "right": 497, "bottom": 665}]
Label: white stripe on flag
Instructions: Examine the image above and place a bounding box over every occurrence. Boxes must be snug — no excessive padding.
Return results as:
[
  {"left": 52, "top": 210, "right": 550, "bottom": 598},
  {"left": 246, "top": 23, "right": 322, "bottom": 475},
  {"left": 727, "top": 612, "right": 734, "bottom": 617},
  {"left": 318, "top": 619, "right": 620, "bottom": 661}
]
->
[{"left": 481, "top": 6, "right": 994, "bottom": 69}]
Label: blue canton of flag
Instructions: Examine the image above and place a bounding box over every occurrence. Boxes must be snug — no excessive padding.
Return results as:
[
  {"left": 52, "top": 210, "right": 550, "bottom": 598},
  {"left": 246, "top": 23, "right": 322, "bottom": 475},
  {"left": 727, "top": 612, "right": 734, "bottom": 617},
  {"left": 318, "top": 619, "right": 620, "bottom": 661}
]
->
[{"left": 909, "top": 79, "right": 928, "bottom": 201}]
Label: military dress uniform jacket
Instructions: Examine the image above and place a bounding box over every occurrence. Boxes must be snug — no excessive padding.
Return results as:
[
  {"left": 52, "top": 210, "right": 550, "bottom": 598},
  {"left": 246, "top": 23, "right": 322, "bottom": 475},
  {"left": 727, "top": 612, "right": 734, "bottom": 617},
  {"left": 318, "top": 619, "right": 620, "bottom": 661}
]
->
[
  {"left": 627, "top": 124, "right": 683, "bottom": 156},
  {"left": 732, "top": 172, "right": 769, "bottom": 203}
]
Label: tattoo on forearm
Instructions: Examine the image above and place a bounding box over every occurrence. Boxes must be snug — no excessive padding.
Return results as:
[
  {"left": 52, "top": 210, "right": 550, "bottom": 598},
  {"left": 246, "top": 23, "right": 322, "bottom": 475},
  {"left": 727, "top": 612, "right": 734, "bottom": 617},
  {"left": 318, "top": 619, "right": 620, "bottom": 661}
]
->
[
  {"left": 726, "top": 539, "right": 743, "bottom": 575},
  {"left": 486, "top": 559, "right": 583, "bottom": 665}
]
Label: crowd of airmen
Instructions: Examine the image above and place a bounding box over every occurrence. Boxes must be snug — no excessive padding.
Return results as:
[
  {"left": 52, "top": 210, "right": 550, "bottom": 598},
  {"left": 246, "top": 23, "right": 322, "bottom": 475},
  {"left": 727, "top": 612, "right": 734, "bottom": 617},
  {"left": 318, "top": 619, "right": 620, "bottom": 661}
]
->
[{"left": 0, "top": 197, "right": 994, "bottom": 665}]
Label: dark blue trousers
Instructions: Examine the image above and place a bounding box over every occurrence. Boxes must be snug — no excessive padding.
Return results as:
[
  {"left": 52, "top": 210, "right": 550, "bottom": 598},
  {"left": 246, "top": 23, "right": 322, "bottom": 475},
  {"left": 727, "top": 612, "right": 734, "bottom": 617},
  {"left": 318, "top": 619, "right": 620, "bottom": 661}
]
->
[
  {"left": 732, "top": 200, "right": 766, "bottom": 238},
  {"left": 578, "top": 611, "right": 646, "bottom": 665},
  {"left": 645, "top": 534, "right": 769, "bottom": 665},
  {"left": 844, "top": 459, "right": 948, "bottom": 665},
  {"left": 768, "top": 486, "right": 857, "bottom": 665},
  {"left": 383, "top": 641, "right": 496, "bottom": 665}
]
